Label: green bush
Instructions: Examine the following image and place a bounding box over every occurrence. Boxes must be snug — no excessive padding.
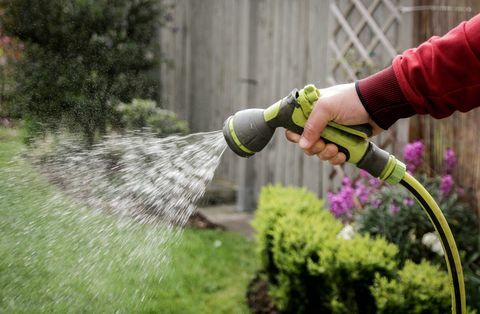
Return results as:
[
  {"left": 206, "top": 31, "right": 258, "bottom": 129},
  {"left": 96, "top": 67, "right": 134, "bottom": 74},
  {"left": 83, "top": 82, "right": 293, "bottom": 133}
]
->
[
  {"left": 115, "top": 99, "right": 188, "bottom": 137},
  {"left": 371, "top": 260, "right": 450, "bottom": 314},
  {"left": 1, "top": 0, "right": 165, "bottom": 144},
  {"left": 254, "top": 186, "right": 399, "bottom": 313},
  {"left": 253, "top": 185, "right": 326, "bottom": 274},
  {"left": 253, "top": 185, "right": 458, "bottom": 313}
]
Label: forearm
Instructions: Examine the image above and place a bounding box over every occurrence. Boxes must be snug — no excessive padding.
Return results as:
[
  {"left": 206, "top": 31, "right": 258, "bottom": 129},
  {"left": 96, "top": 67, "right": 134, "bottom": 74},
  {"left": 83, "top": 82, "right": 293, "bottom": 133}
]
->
[{"left": 356, "top": 13, "right": 480, "bottom": 129}]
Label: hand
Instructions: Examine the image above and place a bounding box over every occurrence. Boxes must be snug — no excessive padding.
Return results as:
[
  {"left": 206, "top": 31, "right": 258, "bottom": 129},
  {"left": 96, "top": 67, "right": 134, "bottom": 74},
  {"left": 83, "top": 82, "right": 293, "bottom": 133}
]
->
[{"left": 285, "top": 83, "right": 383, "bottom": 165}]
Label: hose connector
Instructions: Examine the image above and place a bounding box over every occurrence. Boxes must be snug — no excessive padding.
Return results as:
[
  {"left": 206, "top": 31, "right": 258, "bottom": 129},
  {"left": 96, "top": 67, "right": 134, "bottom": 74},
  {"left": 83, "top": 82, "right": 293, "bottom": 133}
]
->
[
  {"left": 356, "top": 142, "right": 406, "bottom": 184},
  {"left": 380, "top": 156, "right": 407, "bottom": 184}
]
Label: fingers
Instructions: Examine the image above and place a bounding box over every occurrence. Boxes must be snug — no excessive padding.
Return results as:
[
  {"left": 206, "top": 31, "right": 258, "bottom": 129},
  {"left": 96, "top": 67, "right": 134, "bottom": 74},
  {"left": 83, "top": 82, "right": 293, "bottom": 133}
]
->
[
  {"left": 285, "top": 130, "right": 300, "bottom": 143},
  {"left": 315, "top": 143, "right": 346, "bottom": 165},
  {"left": 317, "top": 143, "right": 338, "bottom": 160},
  {"left": 329, "top": 153, "right": 347, "bottom": 165},
  {"left": 299, "top": 101, "right": 333, "bottom": 149},
  {"left": 305, "top": 140, "right": 326, "bottom": 156},
  {"left": 285, "top": 129, "right": 347, "bottom": 165},
  {"left": 286, "top": 130, "right": 325, "bottom": 155}
]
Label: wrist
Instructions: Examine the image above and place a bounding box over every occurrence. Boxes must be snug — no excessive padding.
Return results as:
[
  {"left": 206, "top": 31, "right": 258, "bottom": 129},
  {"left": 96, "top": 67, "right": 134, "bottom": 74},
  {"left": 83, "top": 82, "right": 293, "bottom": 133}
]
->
[{"left": 355, "top": 66, "right": 415, "bottom": 129}]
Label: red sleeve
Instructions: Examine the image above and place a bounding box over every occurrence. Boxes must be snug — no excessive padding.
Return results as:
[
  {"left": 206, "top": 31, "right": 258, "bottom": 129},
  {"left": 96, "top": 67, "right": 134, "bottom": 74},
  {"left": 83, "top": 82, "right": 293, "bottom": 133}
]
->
[{"left": 356, "top": 13, "right": 480, "bottom": 130}]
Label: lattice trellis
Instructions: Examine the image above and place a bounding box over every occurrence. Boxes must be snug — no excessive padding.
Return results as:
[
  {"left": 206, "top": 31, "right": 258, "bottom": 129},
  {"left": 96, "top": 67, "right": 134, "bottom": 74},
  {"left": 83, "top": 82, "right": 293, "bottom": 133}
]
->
[
  {"left": 328, "top": 0, "right": 402, "bottom": 85},
  {"left": 326, "top": 0, "right": 406, "bottom": 185}
]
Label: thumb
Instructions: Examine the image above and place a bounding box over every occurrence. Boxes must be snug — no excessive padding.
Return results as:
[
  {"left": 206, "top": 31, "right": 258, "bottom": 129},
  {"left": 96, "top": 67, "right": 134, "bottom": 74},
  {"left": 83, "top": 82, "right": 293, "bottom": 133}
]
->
[{"left": 299, "top": 103, "right": 332, "bottom": 149}]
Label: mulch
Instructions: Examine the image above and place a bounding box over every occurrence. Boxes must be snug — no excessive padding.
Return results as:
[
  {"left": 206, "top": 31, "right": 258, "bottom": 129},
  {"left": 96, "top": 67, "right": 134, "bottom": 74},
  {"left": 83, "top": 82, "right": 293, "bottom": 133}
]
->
[{"left": 246, "top": 274, "right": 280, "bottom": 314}]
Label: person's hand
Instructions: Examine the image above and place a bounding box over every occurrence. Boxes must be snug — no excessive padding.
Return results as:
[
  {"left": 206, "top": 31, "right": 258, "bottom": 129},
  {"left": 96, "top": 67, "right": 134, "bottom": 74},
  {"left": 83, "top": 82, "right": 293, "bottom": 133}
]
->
[{"left": 285, "top": 83, "right": 383, "bottom": 165}]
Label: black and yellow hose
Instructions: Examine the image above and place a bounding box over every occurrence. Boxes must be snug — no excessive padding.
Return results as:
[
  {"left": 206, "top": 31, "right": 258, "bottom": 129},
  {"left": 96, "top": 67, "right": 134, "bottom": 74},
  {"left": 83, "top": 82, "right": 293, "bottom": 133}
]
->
[{"left": 401, "top": 172, "right": 466, "bottom": 314}]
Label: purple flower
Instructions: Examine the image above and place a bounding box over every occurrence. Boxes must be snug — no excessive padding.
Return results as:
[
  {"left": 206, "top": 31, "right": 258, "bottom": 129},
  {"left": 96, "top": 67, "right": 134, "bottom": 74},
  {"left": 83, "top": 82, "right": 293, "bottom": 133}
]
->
[
  {"left": 443, "top": 148, "right": 457, "bottom": 174},
  {"left": 403, "top": 140, "right": 424, "bottom": 173},
  {"left": 403, "top": 198, "right": 415, "bottom": 206},
  {"left": 342, "top": 176, "right": 352, "bottom": 187},
  {"left": 368, "top": 177, "right": 382, "bottom": 189},
  {"left": 355, "top": 181, "right": 370, "bottom": 204},
  {"left": 389, "top": 203, "right": 401, "bottom": 214},
  {"left": 328, "top": 177, "right": 355, "bottom": 219},
  {"left": 440, "top": 175, "right": 454, "bottom": 196},
  {"left": 359, "top": 169, "right": 371, "bottom": 178},
  {"left": 371, "top": 198, "right": 382, "bottom": 209}
]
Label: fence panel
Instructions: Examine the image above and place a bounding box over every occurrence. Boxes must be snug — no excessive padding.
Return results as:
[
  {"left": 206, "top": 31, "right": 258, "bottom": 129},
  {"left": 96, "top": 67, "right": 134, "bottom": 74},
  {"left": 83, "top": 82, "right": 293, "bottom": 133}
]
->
[
  {"left": 160, "top": 0, "right": 413, "bottom": 210},
  {"left": 408, "top": 0, "right": 480, "bottom": 215}
]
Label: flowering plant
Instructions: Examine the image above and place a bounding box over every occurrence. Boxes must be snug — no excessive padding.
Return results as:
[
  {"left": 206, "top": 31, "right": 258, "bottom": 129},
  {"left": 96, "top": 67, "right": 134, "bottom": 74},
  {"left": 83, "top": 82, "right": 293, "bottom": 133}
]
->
[
  {"left": 0, "top": 15, "right": 24, "bottom": 117},
  {"left": 326, "top": 141, "right": 480, "bottom": 308}
]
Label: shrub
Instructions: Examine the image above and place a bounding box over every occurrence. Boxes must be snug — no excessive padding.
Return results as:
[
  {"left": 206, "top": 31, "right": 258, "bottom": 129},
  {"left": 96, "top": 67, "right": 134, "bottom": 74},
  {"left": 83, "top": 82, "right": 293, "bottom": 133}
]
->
[
  {"left": 371, "top": 260, "right": 451, "bottom": 313},
  {"left": 253, "top": 185, "right": 326, "bottom": 274},
  {"left": 1, "top": 0, "right": 166, "bottom": 143},
  {"left": 254, "top": 185, "right": 404, "bottom": 313},
  {"left": 115, "top": 99, "right": 188, "bottom": 137}
]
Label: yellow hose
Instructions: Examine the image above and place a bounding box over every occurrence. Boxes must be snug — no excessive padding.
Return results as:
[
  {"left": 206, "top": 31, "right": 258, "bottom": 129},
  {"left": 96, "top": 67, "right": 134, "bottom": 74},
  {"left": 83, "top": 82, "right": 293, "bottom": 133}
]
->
[{"left": 400, "top": 172, "right": 466, "bottom": 314}]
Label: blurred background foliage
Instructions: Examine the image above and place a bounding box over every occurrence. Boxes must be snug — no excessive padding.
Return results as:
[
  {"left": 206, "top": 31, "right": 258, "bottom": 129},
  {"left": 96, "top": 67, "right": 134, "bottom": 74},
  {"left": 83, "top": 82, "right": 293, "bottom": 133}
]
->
[
  {"left": 0, "top": 0, "right": 174, "bottom": 144},
  {"left": 115, "top": 98, "right": 188, "bottom": 137}
]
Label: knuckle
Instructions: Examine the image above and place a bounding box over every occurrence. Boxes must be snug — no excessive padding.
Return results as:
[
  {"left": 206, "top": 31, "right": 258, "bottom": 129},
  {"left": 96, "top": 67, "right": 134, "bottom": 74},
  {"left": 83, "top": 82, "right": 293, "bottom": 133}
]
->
[
  {"left": 324, "top": 144, "right": 338, "bottom": 156},
  {"left": 303, "top": 148, "right": 314, "bottom": 156},
  {"left": 314, "top": 140, "right": 326, "bottom": 151},
  {"left": 302, "top": 122, "right": 318, "bottom": 139}
]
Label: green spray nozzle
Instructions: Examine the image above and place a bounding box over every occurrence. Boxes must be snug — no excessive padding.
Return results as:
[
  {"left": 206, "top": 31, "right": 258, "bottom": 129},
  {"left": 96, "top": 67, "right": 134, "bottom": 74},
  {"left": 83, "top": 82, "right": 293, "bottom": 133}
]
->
[{"left": 222, "top": 84, "right": 405, "bottom": 183}]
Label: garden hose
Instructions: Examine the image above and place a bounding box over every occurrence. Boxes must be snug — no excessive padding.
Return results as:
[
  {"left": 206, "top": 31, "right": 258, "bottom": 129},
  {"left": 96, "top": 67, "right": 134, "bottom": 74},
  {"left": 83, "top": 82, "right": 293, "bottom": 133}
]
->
[
  {"left": 222, "top": 84, "right": 466, "bottom": 313},
  {"left": 400, "top": 173, "right": 465, "bottom": 314}
]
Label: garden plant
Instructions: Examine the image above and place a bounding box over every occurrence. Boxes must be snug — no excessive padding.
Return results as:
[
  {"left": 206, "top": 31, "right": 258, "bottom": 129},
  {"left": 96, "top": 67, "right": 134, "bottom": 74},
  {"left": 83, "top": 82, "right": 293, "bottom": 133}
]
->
[
  {"left": 327, "top": 140, "right": 480, "bottom": 310},
  {"left": 251, "top": 185, "right": 469, "bottom": 313},
  {"left": 0, "top": 0, "right": 166, "bottom": 143}
]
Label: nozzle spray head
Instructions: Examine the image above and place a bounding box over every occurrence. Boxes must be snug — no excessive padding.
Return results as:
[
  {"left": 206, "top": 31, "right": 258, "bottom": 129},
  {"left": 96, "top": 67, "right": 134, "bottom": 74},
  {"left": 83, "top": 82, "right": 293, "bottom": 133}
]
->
[
  {"left": 222, "top": 87, "right": 308, "bottom": 157},
  {"left": 222, "top": 109, "right": 275, "bottom": 157}
]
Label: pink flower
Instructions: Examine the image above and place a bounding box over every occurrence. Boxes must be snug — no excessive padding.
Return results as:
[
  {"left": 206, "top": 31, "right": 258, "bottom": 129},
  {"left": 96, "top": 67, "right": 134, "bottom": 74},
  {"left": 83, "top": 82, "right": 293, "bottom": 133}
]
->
[
  {"left": 359, "top": 169, "right": 370, "bottom": 178},
  {"left": 371, "top": 198, "right": 382, "bottom": 209},
  {"left": 403, "top": 198, "right": 415, "bottom": 206},
  {"left": 354, "top": 181, "right": 370, "bottom": 204},
  {"left": 443, "top": 148, "right": 457, "bottom": 174},
  {"left": 389, "top": 203, "right": 401, "bottom": 214},
  {"left": 440, "top": 175, "right": 454, "bottom": 196},
  {"left": 403, "top": 141, "right": 424, "bottom": 173},
  {"left": 328, "top": 176, "right": 355, "bottom": 219}
]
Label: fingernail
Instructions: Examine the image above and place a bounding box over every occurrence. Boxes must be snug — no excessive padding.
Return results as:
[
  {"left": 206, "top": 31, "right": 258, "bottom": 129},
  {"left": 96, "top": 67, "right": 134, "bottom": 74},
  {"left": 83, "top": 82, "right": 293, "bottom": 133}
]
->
[{"left": 299, "top": 137, "right": 309, "bottom": 149}]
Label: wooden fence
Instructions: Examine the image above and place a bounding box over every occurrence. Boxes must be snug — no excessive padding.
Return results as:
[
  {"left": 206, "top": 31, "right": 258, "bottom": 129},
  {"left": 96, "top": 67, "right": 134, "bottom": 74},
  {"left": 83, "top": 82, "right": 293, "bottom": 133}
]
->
[
  {"left": 408, "top": 0, "right": 480, "bottom": 215},
  {"left": 160, "top": 0, "right": 413, "bottom": 210}
]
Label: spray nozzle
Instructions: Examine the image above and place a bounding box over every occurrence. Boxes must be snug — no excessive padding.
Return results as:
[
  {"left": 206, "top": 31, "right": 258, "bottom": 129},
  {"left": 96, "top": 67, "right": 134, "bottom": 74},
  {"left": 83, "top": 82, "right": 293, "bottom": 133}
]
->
[{"left": 222, "top": 84, "right": 405, "bottom": 183}]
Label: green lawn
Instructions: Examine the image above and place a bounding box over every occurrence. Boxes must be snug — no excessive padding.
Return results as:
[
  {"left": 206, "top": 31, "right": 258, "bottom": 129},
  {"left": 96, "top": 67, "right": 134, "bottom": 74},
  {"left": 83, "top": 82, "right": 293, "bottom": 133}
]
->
[{"left": 0, "top": 127, "right": 257, "bottom": 313}]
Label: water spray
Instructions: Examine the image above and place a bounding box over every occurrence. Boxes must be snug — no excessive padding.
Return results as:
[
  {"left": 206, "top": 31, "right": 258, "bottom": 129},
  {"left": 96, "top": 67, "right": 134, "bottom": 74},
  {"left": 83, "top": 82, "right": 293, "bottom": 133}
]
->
[{"left": 223, "top": 84, "right": 466, "bottom": 313}]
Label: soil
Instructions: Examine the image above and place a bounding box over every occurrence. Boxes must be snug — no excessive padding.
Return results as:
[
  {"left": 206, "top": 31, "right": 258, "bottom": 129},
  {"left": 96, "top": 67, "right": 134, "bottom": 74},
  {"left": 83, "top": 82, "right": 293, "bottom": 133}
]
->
[
  {"left": 186, "top": 211, "right": 225, "bottom": 230},
  {"left": 246, "top": 274, "right": 280, "bottom": 314}
]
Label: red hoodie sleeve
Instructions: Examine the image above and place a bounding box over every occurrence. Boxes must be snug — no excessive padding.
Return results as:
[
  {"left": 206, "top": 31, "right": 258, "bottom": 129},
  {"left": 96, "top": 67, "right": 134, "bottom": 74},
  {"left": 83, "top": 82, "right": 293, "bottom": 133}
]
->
[{"left": 356, "top": 13, "right": 480, "bottom": 130}]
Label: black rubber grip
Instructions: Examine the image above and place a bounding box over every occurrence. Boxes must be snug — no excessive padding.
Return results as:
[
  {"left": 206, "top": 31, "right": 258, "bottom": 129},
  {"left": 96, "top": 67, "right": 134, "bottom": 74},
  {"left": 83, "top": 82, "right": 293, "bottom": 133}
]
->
[{"left": 348, "top": 124, "right": 373, "bottom": 137}]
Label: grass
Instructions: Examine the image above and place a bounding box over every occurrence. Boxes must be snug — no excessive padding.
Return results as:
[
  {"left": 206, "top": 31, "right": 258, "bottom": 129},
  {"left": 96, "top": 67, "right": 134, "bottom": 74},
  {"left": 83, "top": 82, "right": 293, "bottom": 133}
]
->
[{"left": 0, "top": 127, "right": 257, "bottom": 313}]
